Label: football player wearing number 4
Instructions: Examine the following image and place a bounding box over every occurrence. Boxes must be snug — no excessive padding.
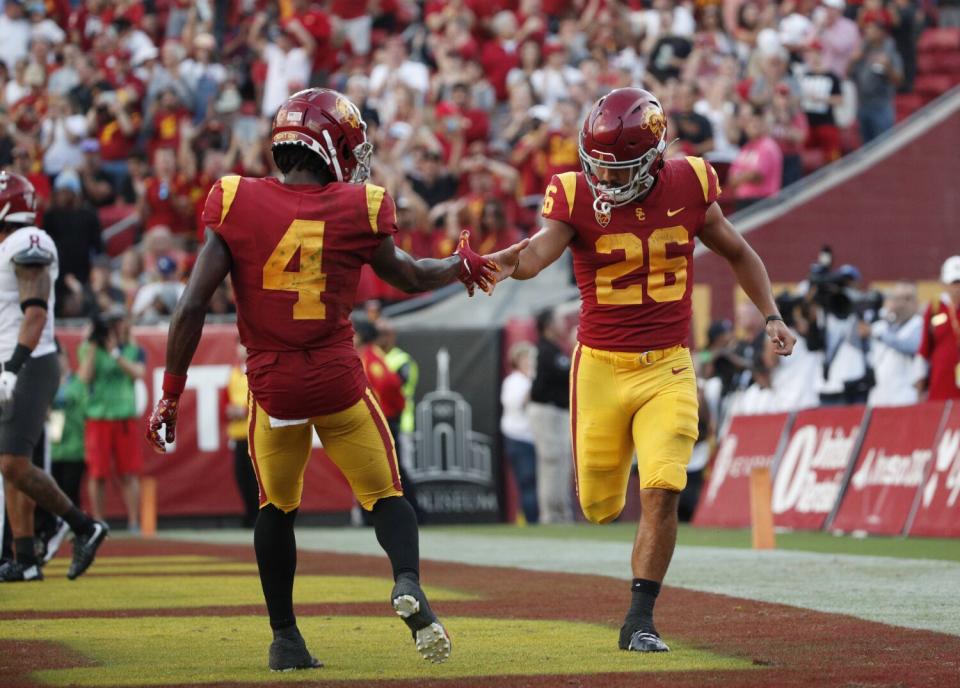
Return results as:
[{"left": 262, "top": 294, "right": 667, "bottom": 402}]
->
[
  {"left": 146, "top": 88, "right": 525, "bottom": 671},
  {"left": 486, "top": 88, "right": 796, "bottom": 653}
]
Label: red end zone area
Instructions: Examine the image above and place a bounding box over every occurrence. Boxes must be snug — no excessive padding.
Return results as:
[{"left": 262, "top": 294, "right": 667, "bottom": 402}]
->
[{"left": 2, "top": 538, "right": 959, "bottom": 688}]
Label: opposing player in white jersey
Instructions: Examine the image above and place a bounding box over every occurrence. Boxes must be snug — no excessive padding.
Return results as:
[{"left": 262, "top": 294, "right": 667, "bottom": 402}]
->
[{"left": 0, "top": 171, "right": 108, "bottom": 582}]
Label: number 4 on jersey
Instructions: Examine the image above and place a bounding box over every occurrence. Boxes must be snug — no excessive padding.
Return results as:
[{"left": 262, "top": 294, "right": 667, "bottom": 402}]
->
[{"left": 262, "top": 219, "right": 327, "bottom": 320}]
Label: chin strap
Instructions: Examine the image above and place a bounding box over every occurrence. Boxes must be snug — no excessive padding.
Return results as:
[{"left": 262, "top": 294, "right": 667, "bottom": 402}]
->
[{"left": 592, "top": 195, "right": 612, "bottom": 217}]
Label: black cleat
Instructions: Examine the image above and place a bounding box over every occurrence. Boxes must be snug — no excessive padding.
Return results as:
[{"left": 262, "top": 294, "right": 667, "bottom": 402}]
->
[
  {"left": 0, "top": 559, "right": 44, "bottom": 582},
  {"left": 67, "top": 521, "right": 109, "bottom": 580},
  {"left": 40, "top": 519, "right": 71, "bottom": 565},
  {"left": 391, "top": 574, "right": 451, "bottom": 663},
  {"left": 620, "top": 623, "right": 670, "bottom": 652},
  {"left": 268, "top": 627, "right": 323, "bottom": 671}
]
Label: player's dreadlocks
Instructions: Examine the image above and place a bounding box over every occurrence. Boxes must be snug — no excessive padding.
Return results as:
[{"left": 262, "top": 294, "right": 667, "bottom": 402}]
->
[{"left": 273, "top": 145, "right": 335, "bottom": 183}]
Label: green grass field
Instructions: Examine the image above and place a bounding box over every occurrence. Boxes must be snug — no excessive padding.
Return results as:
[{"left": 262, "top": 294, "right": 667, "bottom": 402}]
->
[{"left": 431, "top": 523, "right": 960, "bottom": 562}]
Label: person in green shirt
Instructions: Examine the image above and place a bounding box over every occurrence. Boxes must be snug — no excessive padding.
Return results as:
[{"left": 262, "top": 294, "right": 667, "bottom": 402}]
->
[
  {"left": 51, "top": 347, "right": 88, "bottom": 508},
  {"left": 77, "top": 308, "right": 146, "bottom": 533}
]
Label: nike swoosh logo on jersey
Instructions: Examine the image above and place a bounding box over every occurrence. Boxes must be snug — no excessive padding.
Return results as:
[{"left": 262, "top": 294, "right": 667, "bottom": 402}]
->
[
  {"left": 671, "top": 367, "right": 688, "bottom": 375},
  {"left": 666, "top": 207, "right": 685, "bottom": 217}
]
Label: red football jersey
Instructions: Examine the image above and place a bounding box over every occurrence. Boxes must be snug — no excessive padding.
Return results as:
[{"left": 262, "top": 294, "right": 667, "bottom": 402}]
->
[
  {"left": 203, "top": 176, "right": 398, "bottom": 418},
  {"left": 542, "top": 157, "right": 721, "bottom": 352}
]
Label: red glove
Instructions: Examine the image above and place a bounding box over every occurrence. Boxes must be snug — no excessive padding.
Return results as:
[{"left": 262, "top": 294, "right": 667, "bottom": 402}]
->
[
  {"left": 146, "top": 372, "right": 187, "bottom": 454},
  {"left": 453, "top": 230, "right": 499, "bottom": 296}
]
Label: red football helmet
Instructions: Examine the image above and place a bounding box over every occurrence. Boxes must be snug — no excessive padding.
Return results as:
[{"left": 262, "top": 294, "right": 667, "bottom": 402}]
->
[
  {"left": 271, "top": 88, "right": 373, "bottom": 183},
  {"left": 0, "top": 170, "right": 37, "bottom": 225},
  {"left": 578, "top": 88, "right": 668, "bottom": 214}
]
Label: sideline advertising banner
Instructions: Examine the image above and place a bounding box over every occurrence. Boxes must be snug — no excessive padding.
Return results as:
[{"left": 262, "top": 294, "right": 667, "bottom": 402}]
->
[
  {"left": 693, "top": 413, "right": 791, "bottom": 528},
  {"left": 771, "top": 406, "right": 867, "bottom": 531},
  {"left": 908, "top": 402, "right": 960, "bottom": 537},
  {"left": 58, "top": 325, "right": 355, "bottom": 519},
  {"left": 831, "top": 403, "right": 948, "bottom": 535}
]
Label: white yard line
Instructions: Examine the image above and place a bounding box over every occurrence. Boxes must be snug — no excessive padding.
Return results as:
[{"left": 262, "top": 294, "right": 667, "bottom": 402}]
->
[{"left": 164, "top": 528, "right": 960, "bottom": 637}]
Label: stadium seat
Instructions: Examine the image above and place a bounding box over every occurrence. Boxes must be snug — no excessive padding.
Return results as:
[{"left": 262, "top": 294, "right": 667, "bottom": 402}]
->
[
  {"left": 895, "top": 93, "right": 925, "bottom": 121},
  {"left": 914, "top": 74, "right": 956, "bottom": 99},
  {"left": 917, "top": 27, "right": 960, "bottom": 53}
]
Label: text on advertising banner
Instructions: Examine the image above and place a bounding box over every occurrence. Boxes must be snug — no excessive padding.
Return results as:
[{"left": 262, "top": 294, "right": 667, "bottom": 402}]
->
[
  {"left": 908, "top": 401, "right": 960, "bottom": 537},
  {"left": 831, "top": 402, "right": 948, "bottom": 535},
  {"left": 772, "top": 405, "right": 867, "bottom": 531},
  {"left": 693, "top": 413, "right": 791, "bottom": 528}
]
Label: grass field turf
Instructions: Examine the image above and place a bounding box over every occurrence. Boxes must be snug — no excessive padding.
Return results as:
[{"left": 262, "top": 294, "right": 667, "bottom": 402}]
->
[
  {"left": 443, "top": 523, "right": 960, "bottom": 562},
  {"left": 3, "top": 536, "right": 960, "bottom": 688}
]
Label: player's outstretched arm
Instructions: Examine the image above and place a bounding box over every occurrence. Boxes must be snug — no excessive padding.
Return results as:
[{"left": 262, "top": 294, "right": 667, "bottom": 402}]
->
[
  {"left": 146, "top": 229, "right": 231, "bottom": 453},
  {"left": 486, "top": 218, "right": 574, "bottom": 283},
  {"left": 370, "top": 231, "right": 503, "bottom": 296},
  {"left": 700, "top": 202, "right": 796, "bottom": 356}
]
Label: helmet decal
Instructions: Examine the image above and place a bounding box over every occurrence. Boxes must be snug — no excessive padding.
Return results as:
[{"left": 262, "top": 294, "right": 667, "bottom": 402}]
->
[
  {"left": 641, "top": 108, "right": 666, "bottom": 140},
  {"left": 335, "top": 97, "right": 362, "bottom": 130}
]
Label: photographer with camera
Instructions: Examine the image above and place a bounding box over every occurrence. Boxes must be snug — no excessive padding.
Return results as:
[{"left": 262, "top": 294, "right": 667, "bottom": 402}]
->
[
  {"left": 77, "top": 306, "right": 146, "bottom": 533},
  {"left": 864, "top": 282, "right": 924, "bottom": 406},
  {"left": 796, "top": 249, "right": 883, "bottom": 406}
]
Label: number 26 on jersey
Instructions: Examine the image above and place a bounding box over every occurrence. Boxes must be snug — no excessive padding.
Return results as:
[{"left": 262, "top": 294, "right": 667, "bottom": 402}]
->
[{"left": 595, "top": 226, "right": 689, "bottom": 306}]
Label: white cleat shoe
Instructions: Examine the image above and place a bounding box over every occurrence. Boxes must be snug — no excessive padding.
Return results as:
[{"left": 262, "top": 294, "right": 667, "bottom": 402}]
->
[{"left": 392, "top": 588, "right": 452, "bottom": 664}]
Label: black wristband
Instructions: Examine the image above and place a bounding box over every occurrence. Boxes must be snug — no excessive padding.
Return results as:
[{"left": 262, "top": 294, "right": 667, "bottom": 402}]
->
[
  {"left": 20, "top": 298, "right": 48, "bottom": 313},
  {"left": 765, "top": 314, "right": 784, "bottom": 325},
  {"left": 5, "top": 343, "right": 32, "bottom": 374}
]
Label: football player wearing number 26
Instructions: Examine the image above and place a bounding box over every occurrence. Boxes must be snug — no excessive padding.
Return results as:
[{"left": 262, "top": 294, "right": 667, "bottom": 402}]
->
[
  {"left": 146, "top": 89, "right": 526, "bottom": 671},
  {"left": 486, "top": 88, "right": 796, "bottom": 653}
]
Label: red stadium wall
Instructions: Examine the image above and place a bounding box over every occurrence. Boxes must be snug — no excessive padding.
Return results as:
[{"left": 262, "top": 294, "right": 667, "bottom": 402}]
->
[{"left": 694, "top": 100, "right": 960, "bottom": 319}]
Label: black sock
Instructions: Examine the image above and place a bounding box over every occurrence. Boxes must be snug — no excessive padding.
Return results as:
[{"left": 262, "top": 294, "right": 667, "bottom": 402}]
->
[
  {"left": 369, "top": 496, "right": 419, "bottom": 581},
  {"left": 15, "top": 536, "right": 37, "bottom": 566},
  {"left": 254, "top": 505, "right": 298, "bottom": 631},
  {"left": 62, "top": 507, "right": 94, "bottom": 537},
  {"left": 625, "top": 578, "right": 661, "bottom": 630}
]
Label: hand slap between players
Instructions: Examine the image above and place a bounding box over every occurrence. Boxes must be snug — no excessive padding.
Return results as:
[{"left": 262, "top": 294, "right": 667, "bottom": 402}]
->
[{"left": 453, "top": 230, "right": 500, "bottom": 296}]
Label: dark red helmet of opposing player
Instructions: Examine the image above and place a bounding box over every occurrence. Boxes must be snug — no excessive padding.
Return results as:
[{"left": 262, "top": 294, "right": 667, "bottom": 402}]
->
[
  {"left": 578, "top": 88, "right": 668, "bottom": 214},
  {"left": 271, "top": 88, "right": 373, "bottom": 183},
  {"left": 0, "top": 170, "right": 37, "bottom": 226}
]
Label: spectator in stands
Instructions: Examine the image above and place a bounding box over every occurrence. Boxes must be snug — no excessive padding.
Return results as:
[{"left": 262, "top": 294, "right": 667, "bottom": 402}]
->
[
  {"left": 726, "top": 105, "right": 783, "bottom": 210},
  {"left": 501, "top": 341, "right": 539, "bottom": 525},
  {"left": 250, "top": 13, "right": 313, "bottom": 119},
  {"left": 919, "top": 257, "right": 960, "bottom": 400},
  {"left": 889, "top": 0, "right": 922, "bottom": 93},
  {"left": 408, "top": 147, "right": 459, "bottom": 208},
  {"left": 0, "top": 1, "right": 30, "bottom": 74},
  {"left": 77, "top": 139, "right": 116, "bottom": 207},
  {"left": 481, "top": 11, "right": 523, "bottom": 102},
  {"left": 800, "top": 42, "right": 844, "bottom": 164},
  {"left": 44, "top": 170, "right": 103, "bottom": 316},
  {"left": 138, "top": 148, "right": 192, "bottom": 236},
  {"left": 223, "top": 342, "right": 258, "bottom": 528},
  {"left": 528, "top": 308, "right": 573, "bottom": 524},
  {"left": 0, "top": 107, "right": 16, "bottom": 168},
  {"left": 113, "top": 248, "right": 143, "bottom": 308},
  {"left": 88, "top": 90, "right": 140, "bottom": 192},
  {"left": 864, "top": 281, "right": 924, "bottom": 406},
  {"left": 941, "top": 0, "right": 960, "bottom": 27},
  {"left": 770, "top": 82, "right": 809, "bottom": 186},
  {"left": 40, "top": 94, "right": 87, "bottom": 177},
  {"left": 132, "top": 255, "right": 185, "bottom": 324},
  {"left": 369, "top": 36, "right": 430, "bottom": 117},
  {"left": 816, "top": 0, "right": 862, "bottom": 78},
  {"left": 671, "top": 82, "right": 715, "bottom": 157},
  {"left": 849, "top": 19, "right": 903, "bottom": 142},
  {"left": 531, "top": 43, "right": 583, "bottom": 107},
  {"left": 51, "top": 345, "right": 87, "bottom": 510},
  {"left": 78, "top": 307, "right": 146, "bottom": 533}
]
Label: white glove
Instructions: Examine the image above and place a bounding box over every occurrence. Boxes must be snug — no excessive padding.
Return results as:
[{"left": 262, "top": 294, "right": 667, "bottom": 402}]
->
[{"left": 0, "top": 369, "right": 16, "bottom": 403}]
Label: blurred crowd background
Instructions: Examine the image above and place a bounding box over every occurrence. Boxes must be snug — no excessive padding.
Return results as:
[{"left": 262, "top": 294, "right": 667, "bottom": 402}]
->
[{"left": 1, "top": 0, "right": 954, "bottom": 322}]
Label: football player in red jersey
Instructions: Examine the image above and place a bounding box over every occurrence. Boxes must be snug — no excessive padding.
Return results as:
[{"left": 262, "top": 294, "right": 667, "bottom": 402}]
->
[
  {"left": 486, "top": 88, "right": 796, "bottom": 653},
  {"left": 145, "top": 88, "right": 525, "bottom": 670}
]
